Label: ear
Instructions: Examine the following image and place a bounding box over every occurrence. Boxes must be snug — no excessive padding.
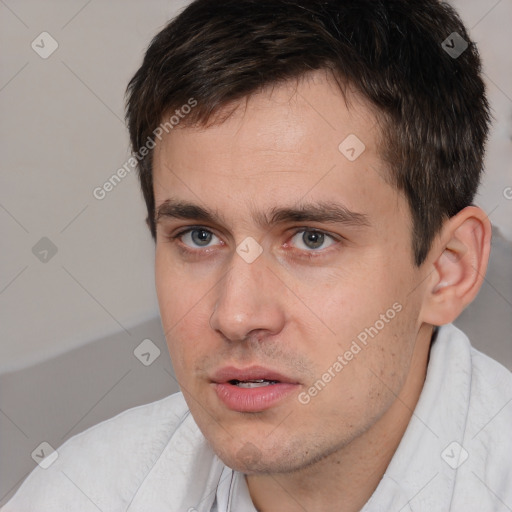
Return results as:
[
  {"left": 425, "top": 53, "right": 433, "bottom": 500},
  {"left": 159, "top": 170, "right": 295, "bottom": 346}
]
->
[{"left": 420, "top": 206, "right": 492, "bottom": 326}]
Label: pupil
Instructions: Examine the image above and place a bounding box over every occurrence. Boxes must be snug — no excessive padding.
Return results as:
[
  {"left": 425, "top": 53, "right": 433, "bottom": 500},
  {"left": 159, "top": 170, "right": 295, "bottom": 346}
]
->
[
  {"left": 303, "top": 231, "right": 324, "bottom": 249},
  {"left": 192, "top": 229, "right": 211, "bottom": 246}
]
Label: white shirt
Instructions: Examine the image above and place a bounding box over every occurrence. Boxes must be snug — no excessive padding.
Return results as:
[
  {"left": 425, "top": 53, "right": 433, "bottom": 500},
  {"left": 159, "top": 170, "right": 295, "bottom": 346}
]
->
[{"left": 2, "top": 324, "right": 511, "bottom": 511}]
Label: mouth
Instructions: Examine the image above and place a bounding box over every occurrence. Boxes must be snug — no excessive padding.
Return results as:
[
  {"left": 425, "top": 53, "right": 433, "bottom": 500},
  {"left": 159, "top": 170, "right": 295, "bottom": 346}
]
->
[
  {"left": 211, "top": 366, "right": 300, "bottom": 412},
  {"left": 228, "top": 379, "right": 280, "bottom": 388}
]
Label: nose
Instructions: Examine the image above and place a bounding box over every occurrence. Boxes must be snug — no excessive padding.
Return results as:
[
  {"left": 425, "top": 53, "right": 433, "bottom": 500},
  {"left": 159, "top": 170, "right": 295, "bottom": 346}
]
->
[{"left": 209, "top": 249, "right": 286, "bottom": 343}]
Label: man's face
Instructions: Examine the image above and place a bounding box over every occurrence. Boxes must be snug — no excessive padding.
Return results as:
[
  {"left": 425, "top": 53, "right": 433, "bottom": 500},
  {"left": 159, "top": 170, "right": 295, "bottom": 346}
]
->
[{"left": 152, "top": 71, "right": 429, "bottom": 473}]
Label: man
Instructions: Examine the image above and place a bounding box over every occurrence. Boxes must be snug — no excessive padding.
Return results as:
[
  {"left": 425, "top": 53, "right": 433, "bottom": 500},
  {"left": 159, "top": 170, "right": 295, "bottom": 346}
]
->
[{"left": 3, "top": 0, "right": 511, "bottom": 510}]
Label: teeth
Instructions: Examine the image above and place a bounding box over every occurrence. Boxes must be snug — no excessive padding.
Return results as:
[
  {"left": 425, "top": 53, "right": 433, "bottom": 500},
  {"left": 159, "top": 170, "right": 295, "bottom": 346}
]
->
[
  {"left": 237, "top": 381, "right": 273, "bottom": 388},
  {"left": 232, "top": 379, "right": 278, "bottom": 388}
]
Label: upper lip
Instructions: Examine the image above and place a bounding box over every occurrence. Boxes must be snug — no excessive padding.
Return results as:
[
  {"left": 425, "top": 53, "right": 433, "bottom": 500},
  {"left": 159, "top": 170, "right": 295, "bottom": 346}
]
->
[{"left": 211, "top": 366, "right": 298, "bottom": 384}]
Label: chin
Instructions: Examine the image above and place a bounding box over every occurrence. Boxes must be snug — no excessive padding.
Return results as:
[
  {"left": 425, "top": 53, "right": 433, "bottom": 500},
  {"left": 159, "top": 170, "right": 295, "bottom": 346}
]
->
[
  {"left": 208, "top": 433, "right": 318, "bottom": 475},
  {"left": 219, "top": 448, "right": 297, "bottom": 474}
]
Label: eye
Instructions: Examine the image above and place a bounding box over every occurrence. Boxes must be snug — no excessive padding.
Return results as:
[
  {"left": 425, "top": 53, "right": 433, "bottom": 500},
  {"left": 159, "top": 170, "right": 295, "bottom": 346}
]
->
[
  {"left": 169, "top": 226, "right": 338, "bottom": 255},
  {"left": 177, "top": 228, "right": 221, "bottom": 248},
  {"left": 290, "top": 230, "right": 337, "bottom": 251}
]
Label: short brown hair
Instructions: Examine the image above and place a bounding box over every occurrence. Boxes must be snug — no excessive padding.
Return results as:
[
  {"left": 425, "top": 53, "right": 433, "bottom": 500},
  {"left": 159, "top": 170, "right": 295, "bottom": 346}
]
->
[{"left": 125, "top": 0, "right": 491, "bottom": 265}]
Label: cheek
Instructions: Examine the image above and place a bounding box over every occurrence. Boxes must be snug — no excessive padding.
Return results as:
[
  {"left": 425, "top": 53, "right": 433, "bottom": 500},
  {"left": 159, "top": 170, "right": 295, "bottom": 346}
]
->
[
  {"left": 155, "top": 249, "right": 206, "bottom": 321},
  {"left": 302, "top": 311, "right": 416, "bottom": 435},
  {"left": 301, "top": 264, "right": 391, "bottom": 344},
  {"left": 155, "top": 254, "right": 209, "bottom": 370},
  {"left": 303, "top": 263, "right": 419, "bottom": 393}
]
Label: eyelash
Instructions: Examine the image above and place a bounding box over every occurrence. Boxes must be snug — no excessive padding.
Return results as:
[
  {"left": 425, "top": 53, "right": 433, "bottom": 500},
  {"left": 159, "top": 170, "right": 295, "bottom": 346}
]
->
[{"left": 166, "top": 226, "right": 341, "bottom": 259}]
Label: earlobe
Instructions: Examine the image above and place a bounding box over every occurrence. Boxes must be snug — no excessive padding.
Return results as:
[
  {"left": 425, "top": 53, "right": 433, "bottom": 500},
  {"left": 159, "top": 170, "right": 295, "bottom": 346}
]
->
[{"left": 420, "top": 206, "right": 492, "bottom": 326}]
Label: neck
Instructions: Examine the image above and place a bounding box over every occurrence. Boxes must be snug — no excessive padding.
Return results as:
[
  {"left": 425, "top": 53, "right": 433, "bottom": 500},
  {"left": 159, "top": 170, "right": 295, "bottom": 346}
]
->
[{"left": 246, "top": 324, "right": 433, "bottom": 512}]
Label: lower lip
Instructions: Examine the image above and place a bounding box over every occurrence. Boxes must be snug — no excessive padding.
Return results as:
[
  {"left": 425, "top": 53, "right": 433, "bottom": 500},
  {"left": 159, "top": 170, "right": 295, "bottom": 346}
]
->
[{"left": 213, "top": 382, "right": 299, "bottom": 412}]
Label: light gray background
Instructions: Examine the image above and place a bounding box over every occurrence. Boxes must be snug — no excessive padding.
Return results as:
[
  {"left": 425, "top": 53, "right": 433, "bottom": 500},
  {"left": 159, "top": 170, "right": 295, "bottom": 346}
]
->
[{"left": 1, "top": 0, "right": 511, "bottom": 505}]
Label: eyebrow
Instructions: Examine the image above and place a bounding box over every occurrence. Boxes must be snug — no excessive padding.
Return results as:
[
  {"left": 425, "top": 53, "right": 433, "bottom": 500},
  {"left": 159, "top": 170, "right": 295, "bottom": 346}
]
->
[{"left": 154, "top": 198, "right": 371, "bottom": 230}]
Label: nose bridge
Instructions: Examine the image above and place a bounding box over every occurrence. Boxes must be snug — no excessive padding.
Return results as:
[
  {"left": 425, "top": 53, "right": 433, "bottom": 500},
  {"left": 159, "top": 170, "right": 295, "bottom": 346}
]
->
[{"left": 210, "top": 248, "right": 285, "bottom": 341}]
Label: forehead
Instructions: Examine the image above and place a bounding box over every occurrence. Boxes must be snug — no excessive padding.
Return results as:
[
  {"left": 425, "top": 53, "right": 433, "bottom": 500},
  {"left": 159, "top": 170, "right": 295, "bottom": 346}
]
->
[
  {"left": 154, "top": 71, "right": 383, "bottom": 173},
  {"left": 151, "top": 70, "right": 404, "bottom": 231}
]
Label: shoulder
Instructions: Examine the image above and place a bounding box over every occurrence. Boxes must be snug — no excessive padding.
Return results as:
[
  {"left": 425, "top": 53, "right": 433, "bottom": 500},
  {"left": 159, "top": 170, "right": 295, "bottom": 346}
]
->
[
  {"left": 467, "top": 340, "right": 512, "bottom": 438},
  {"left": 467, "top": 335, "right": 512, "bottom": 430},
  {"left": 439, "top": 324, "right": 511, "bottom": 438},
  {"left": 447, "top": 325, "right": 512, "bottom": 506},
  {"left": 435, "top": 323, "right": 511, "bottom": 401},
  {"left": 1, "top": 392, "right": 192, "bottom": 511}
]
